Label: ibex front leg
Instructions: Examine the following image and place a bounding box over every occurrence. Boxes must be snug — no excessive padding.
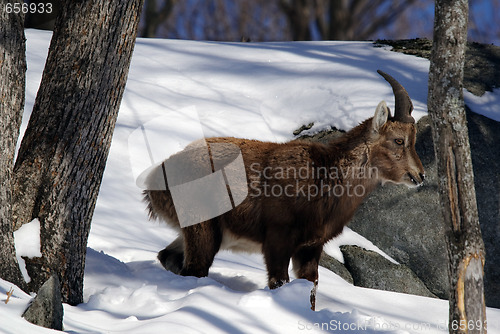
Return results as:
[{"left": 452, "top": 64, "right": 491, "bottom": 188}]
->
[{"left": 292, "top": 244, "right": 323, "bottom": 311}]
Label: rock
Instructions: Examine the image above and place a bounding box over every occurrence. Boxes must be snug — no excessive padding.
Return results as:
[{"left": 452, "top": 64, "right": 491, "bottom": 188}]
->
[
  {"left": 301, "top": 107, "right": 500, "bottom": 306},
  {"left": 348, "top": 115, "right": 449, "bottom": 299},
  {"left": 347, "top": 111, "right": 500, "bottom": 307},
  {"left": 22, "top": 275, "right": 63, "bottom": 330},
  {"left": 466, "top": 109, "right": 500, "bottom": 308},
  {"left": 319, "top": 251, "right": 353, "bottom": 284},
  {"left": 340, "top": 245, "right": 436, "bottom": 298},
  {"left": 293, "top": 122, "right": 314, "bottom": 136},
  {"left": 369, "top": 38, "right": 500, "bottom": 307},
  {"left": 297, "top": 126, "right": 344, "bottom": 144},
  {"left": 375, "top": 39, "right": 500, "bottom": 96},
  {"left": 299, "top": 40, "right": 500, "bottom": 305},
  {"left": 300, "top": 118, "right": 450, "bottom": 298}
]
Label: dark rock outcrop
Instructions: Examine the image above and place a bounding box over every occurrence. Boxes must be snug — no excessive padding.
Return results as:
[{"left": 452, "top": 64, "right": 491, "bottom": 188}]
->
[
  {"left": 300, "top": 110, "right": 500, "bottom": 307},
  {"left": 340, "top": 245, "right": 436, "bottom": 298},
  {"left": 319, "top": 251, "right": 354, "bottom": 284},
  {"left": 376, "top": 38, "right": 500, "bottom": 96},
  {"left": 349, "top": 115, "right": 449, "bottom": 299},
  {"left": 349, "top": 111, "right": 500, "bottom": 307},
  {"left": 299, "top": 39, "right": 500, "bottom": 306},
  {"left": 22, "top": 275, "right": 64, "bottom": 330}
]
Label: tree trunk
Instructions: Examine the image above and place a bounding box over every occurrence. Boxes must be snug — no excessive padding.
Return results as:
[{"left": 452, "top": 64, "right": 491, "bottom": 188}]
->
[
  {"left": 24, "top": 1, "right": 61, "bottom": 31},
  {"left": 280, "top": 0, "right": 312, "bottom": 41},
  {"left": 141, "top": 0, "right": 175, "bottom": 38},
  {"left": 0, "top": 0, "right": 27, "bottom": 289},
  {"left": 12, "top": 0, "right": 144, "bottom": 305},
  {"left": 328, "top": 0, "right": 350, "bottom": 40},
  {"left": 427, "top": 0, "right": 487, "bottom": 333}
]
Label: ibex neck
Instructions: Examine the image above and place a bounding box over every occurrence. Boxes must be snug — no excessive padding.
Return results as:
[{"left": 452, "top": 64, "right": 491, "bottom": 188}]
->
[
  {"left": 331, "top": 118, "right": 373, "bottom": 153},
  {"left": 312, "top": 119, "right": 379, "bottom": 200}
]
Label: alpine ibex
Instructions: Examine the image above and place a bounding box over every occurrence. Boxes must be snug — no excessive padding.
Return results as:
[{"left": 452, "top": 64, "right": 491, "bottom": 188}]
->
[{"left": 144, "top": 70, "right": 425, "bottom": 301}]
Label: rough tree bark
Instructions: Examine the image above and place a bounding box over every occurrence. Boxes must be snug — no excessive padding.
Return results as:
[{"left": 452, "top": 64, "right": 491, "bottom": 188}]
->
[
  {"left": 0, "top": 0, "right": 27, "bottom": 289},
  {"left": 427, "top": 0, "right": 487, "bottom": 333},
  {"left": 12, "top": 0, "right": 144, "bottom": 305}
]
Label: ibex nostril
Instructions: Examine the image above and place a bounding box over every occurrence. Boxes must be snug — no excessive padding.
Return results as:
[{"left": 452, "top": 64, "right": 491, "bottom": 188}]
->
[{"left": 419, "top": 173, "right": 425, "bottom": 181}]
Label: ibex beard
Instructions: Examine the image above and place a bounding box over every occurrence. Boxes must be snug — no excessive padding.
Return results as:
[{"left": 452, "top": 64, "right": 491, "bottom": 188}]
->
[{"left": 143, "top": 70, "right": 425, "bottom": 310}]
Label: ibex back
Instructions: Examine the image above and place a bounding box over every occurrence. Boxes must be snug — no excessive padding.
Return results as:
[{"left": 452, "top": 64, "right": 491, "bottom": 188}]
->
[{"left": 144, "top": 70, "right": 425, "bottom": 298}]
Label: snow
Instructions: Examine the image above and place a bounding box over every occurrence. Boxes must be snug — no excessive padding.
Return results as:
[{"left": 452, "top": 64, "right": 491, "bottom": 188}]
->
[
  {"left": 323, "top": 227, "right": 398, "bottom": 264},
  {"left": 2, "top": 29, "right": 499, "bottom": 333},
  {"left": 13, "top": 218, "right": 41, "bottom": 283},
  {"left": 464, "top": 89, "right": 500, "bottom": 122}
]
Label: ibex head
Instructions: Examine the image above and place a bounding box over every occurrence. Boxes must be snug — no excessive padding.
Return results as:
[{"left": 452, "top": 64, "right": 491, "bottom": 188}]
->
[{"left": 369, "top": 70, "right": 425, "bottom": 187}]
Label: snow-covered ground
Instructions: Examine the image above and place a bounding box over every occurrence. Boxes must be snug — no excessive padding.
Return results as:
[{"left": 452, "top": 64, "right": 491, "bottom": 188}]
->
[{"left": 1, "top": 29, "right": 499, "bottom": 334}]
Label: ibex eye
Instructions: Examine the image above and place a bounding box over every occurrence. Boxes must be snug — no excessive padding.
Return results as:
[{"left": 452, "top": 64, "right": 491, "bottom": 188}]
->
[{"left": 395, "top": 139, "right": 404, "bottom": 145}]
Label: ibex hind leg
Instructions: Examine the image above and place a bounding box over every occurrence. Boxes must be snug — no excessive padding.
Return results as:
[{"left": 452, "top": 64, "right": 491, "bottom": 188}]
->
[
  {"left": 263, "top": 229, "right": 294, "bottom": 289},
  {"left": 179, "top": 220, "right": 223, "bottom": 277},
  {"left": 158, "top": 236, "right": 184, "bottom": 274}
]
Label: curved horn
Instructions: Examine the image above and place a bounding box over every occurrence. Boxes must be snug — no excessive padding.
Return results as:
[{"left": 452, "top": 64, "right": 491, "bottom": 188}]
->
[{"left": 377, "top": 70, "right": 415, "bottom": 123}]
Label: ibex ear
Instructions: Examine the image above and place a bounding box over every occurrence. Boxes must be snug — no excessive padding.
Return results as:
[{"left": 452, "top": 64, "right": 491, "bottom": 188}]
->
[{"left": 372, "top": 101, "right": 389, "bottom": 133}]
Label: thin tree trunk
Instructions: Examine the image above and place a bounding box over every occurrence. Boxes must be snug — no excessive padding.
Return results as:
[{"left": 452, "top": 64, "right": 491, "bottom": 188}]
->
[
  {"left": 141, "top": 0, "right": 175, "bottom": 38},
  {"left": 12, "top": 0, "right": 144, "bottom": 305},
  {"left": 280, "top": 0, "right": 312, "bottom": 41},
  {"left": 328, "top": 0, "right": 349, "bottom": 40},
  {"left": 0, "top": 0, "right": 27, "bottom": 289},
  {"left": 427, "top": 0, "right": 487, "bottom": 333}
]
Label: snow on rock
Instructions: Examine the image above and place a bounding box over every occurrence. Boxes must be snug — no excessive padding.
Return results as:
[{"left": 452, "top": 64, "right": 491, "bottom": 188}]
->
[
  {"left": 464, "top": 88, "right": 500, "bottom": 122},
  {"left": 323, "top": 227, "right": 398, "bottom": 264}
]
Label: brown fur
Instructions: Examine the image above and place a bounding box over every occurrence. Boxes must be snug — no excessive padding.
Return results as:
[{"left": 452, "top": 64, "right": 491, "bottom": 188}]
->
[{"left": 144, "top": 101, "right": 425, "bottom": 290}]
